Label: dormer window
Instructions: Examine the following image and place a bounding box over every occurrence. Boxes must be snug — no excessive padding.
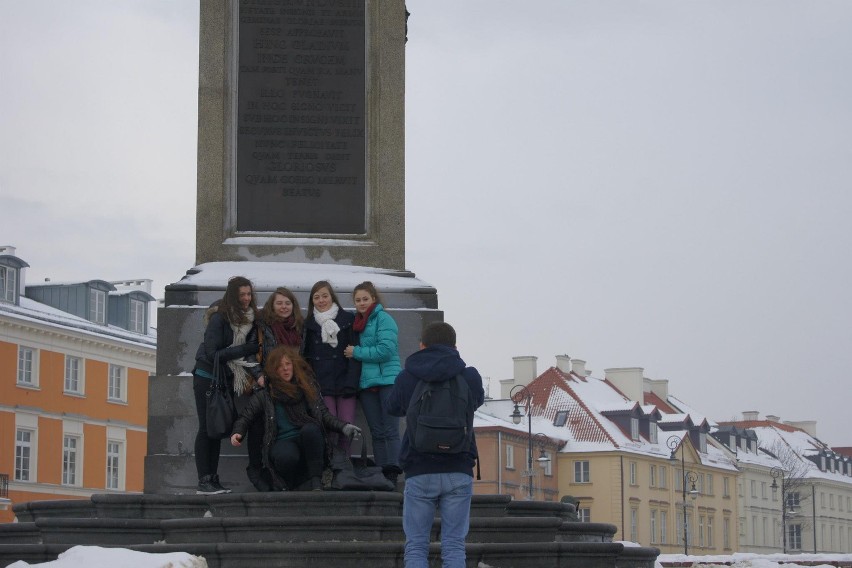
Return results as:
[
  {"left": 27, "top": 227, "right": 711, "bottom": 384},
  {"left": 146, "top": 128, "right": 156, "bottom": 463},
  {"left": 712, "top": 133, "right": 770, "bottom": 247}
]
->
[
  {"left": 1, "top": 265, "right": 17, "bottom": 302},
  {"left": 740, "top": 437, "right": 748, "bottom": 453},
  {"left": 89, "top": 288, "right": 106, "bottom": 324},
  {"left": 553, "top": 410, "right": 568, "bottom": 427},
  {"left": 129, "top": 299, "right": 146, "bottom": 333},
  {"left": 699, "top": 432, "right": 707, "bottom": 453},
  {"left": 630, "top": 417, "right": 639, "bottom": 441},
  {"left": 649, "top": 421, "right": 658, "bottom": 444}
]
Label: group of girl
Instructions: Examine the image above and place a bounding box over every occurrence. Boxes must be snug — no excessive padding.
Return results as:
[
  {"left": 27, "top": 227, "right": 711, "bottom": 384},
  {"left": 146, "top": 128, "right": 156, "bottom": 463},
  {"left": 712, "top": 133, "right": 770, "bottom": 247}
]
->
[{"left": 191, "top": 276, "right": 402, "bottom": 494}]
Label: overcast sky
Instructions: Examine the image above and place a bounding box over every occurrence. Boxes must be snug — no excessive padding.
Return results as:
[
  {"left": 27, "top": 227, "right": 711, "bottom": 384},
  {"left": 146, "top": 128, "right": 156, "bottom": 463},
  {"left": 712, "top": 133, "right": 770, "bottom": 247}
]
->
[{"left": 1, "top": 1, "right": 850, "bottom": 446}]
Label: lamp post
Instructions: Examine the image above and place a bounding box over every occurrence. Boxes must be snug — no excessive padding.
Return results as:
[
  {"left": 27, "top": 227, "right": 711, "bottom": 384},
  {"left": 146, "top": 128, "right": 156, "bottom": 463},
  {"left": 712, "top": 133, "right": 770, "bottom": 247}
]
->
[
  {"left": 509, "top": 385, "right": 534, "bottom": 500},
  {"left": 770, "top": 467, "right": 791, "bottom": 554},
  {"left": 668, "top": 435, "right": 698, "bottom": 555}
]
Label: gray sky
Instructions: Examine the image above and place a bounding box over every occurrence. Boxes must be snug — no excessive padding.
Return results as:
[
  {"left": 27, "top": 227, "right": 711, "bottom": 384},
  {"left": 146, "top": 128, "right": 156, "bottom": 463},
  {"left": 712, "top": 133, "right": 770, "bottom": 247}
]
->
[{"left": 2, "top": 1, "right": 850, "bottom": 446}]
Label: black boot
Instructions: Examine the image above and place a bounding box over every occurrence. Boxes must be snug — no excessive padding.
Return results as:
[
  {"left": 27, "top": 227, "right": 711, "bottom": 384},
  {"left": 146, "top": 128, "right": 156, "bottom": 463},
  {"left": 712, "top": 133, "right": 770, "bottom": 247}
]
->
[
  {"left": 197, "top": 474, "right": 227, "bottom": 495},
  {"left": 246, "top": 466, "right": 272, "bottom": 492},
  {"left": 309, "top": 476, "right": 323, "bottom": 491}
]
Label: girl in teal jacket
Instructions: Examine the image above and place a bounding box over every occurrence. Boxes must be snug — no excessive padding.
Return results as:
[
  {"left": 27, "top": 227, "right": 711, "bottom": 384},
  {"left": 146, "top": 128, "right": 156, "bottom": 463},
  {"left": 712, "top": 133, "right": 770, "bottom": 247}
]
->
[{"left": 344, "top": 281, "right": 402, "bottom": 482}]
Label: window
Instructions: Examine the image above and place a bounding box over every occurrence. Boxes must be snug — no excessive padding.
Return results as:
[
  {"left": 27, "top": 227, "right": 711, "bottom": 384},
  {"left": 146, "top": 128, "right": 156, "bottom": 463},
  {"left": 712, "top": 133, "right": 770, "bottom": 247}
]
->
[
  {"left": 630, "top": 417, "right": 639, "bottom": 441},
  {"left": 830, "top": 494, "right": 835, "bottom": 510},
  {"left": 675, "top": 468, "right": 683, "bottom": 491},
  {"left": 761, "top": 481, "right": 767, "bottom": 499},
  {"left": 0, "top": 265, "right": 17, "bottom": 302},
  {"left": 89, "top": 288, "right": 106, "bottom": 324},
  {"left": 788, "top": 524, "right": 802, "bottom": 550},
  {"left": 707, "top": 473, "right": 714, "bottom": 496},
  {"left": 106, "top": 441, "right": 122, "bottom": 490},
  {"left": 629, "top": 461, "right": 637, "bottom": 485},
  {"left": 723, "top": 476, "right": 730, "bottom": 497},
  {"left": 15, "top": 429, "right": 34, "bottom": 481},
  {"left": 64, "top": 355, "right": 83, "bottom": 394},
  {"left": 17, "top": 346, "right": 37, "bottom": 386},
  {"left": 129, "top": 299, "right": 146, "bottom": 333},
  {"left": 821, "top": 492, "right": 826, "bottom": 508},
  {"left": 649, "top": 464, "right": 657, "bottom": 487},
  {"left": 578, "top": 508, "right": 591, "bottom": 522},
  {"left": 697, "top": 473, "right": 704, "bottom": 494},
  {"left": 751, "top": 480, "right": 758, "bottom": 498},
  {"left": 108, "top": 364, "right": 126, "bottom": 402},
  {"left": 723, "top": 517, "right": 731, "bottom": 549},
  {"left": 542, "top": 452, "right": 552, "bottom": 476},
  {"left": 553, "top": 410, "right": 568, "bottom": 427},
  {"left": 650, "top": 509, "right": 658, "bottom": 543},
  {"left": 630, "top": 508, "right": 638, "bottom": 542},
  {"left": 506, "top": 444, "right": 514, "bottom": 470},
  {"left": 62, "top": 435, "right": 80, "bottom": 486},
  {"left": 699, "top": 432, "right": 707, "bottom": 453},
  {"left": 649, "top": 421, "right": 658, "bottom": 444},
  {"left": 787, "top": 492, "right": 800, "bottom": 510},
  {"left": 762, "top": 517, "right": 768, "bottom": 546},
  {"left": 574, "top": 460, "right": 590, "bottom": 483},
  {"left": 707, "top": 516, "right": 714, "bottom": 547},
  {"left": 659, "top": 465, "right": 667, "bottom": 489},
  {"left": 699, "top": 515, "right": 705, "bottom": 547},
  {"left": 660, "top": 510, "right": 668, "bottom": 544},
  {"left": 752, "top": 516, "right": 757, "bottom": 545}
]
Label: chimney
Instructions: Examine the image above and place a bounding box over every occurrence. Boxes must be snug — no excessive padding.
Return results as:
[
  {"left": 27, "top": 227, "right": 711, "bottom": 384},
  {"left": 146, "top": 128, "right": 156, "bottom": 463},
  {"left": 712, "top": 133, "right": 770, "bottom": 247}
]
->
[
  {"left": 555, "top": 355, "right": 571, "bottom": 373},
  {"left": 604, "top": 367, "right": 644, "bottom": 402},
  {"left": 766, "top": 415, "right": 780, "bottom": 423},
  {"left": 784, "top": 420, "right": 817, "bottom": 438},
  {"left": 742, "top": 411, "right": 759, "bottom": 421},
  {"left": 499, "top": 378, "right": 516, "bottom": 399},
  {"left": 512, "top": 356, "right": 537, "bottom": 386},
  {"left": 0, "top": 245, "right": 16, "bottom": 255},
  {"left": 571, "top": 359, "right": 587, "bottom": 377},
  {"left": 645, "top": 378, "right": 669, "bottom": 400}
]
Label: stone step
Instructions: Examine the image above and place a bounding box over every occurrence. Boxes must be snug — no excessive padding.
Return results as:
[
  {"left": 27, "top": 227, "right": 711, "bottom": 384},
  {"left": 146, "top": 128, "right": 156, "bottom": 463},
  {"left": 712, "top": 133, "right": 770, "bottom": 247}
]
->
[{"left": 0, "top": 540, "right": 659, "bottom": 568}]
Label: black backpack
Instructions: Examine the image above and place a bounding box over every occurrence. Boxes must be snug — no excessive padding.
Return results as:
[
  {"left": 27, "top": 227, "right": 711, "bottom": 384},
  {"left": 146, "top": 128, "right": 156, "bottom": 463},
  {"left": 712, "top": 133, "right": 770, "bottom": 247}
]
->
[{"left": 407, "top": 373, "right": 474, "bottom": 454}]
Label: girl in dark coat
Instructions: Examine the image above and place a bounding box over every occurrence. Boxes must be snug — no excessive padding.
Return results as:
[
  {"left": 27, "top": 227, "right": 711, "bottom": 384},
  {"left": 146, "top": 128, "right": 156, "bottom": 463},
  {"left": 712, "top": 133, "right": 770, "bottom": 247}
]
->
[
  {"left": 243, "top": 287, "right": 304, "bottom": 491},
  {"left": 230, "top": 346, "right": 360, "bottom": 490},
  {"left": 192, "top": 276, "right": 259, "bottom": 495},
  {"left": 302, "top": 280, "right": 360, "bottom": 463}
]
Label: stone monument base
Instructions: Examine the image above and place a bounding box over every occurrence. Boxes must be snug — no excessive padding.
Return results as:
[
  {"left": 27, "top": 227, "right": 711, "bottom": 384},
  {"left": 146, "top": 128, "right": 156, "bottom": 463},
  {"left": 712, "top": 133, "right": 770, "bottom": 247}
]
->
[{"left": 146, "top": 262, "right": 441, "bottom": 494}]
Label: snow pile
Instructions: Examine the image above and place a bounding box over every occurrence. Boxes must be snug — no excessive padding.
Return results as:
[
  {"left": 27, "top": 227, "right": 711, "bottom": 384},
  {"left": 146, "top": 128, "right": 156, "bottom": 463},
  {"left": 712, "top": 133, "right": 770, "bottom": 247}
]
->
[
  {"left": 658, "top": 552, "right": 852, "bottom": 568},
  {"left": 7, "top": 546, "right": 206, "bottom": 568}
]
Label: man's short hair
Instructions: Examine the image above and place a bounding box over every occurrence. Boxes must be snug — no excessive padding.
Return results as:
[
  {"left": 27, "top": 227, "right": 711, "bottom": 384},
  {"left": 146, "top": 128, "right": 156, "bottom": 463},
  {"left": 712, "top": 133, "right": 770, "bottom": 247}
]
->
[{"left": 421, "top": 321, "right": 456, "bottom": 347}]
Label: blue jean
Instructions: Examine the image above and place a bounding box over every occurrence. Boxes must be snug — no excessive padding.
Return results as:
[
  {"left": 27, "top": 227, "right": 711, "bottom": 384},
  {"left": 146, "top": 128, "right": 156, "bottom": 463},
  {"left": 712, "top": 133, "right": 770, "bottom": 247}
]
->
[
  {"left": 359, "top": 386, "right": 400, "bottom": 469},
  {"left": 403, "top": 472, "right": 473, "bottom": 568}
]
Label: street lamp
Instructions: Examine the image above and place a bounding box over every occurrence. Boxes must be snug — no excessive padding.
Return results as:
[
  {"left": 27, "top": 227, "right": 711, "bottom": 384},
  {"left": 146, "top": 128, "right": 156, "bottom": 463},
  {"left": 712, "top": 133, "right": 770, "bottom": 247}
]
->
[
  {"left": 533, "top": 432, "right": 552, "bottom": 464},
  {"left": 770, "top": 467, "right": 792, "bottom": 554},
  {"left": 668, "top": 435, "right": 698, "bottom": 555},
  {"left": 509, "top": 385, "right": 534, "bottom": 500}
]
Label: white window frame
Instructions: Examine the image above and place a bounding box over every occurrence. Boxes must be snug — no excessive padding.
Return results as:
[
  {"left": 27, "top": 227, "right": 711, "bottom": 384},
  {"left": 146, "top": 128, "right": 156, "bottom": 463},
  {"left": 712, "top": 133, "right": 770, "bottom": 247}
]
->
[
  {"left": 707, "top": 515, "right": 714, "bottom": 547},
  {"left": 723, "top": 477, "right": 730, "bottom": 497},
  {"left": 788, "top": 524, "right": 802, "bottom": 550},
  {"left": 699, "top": 432, "right": 707, "bottom": 453},
  {"left": 108, "top": 364, "right": 127, "bottom": 403},
  {"left": 649, "top": 421, "right": 658, "bottom": 444},
  {"left": 650, "top": 509, "right": 658, "bottom": 543},
  {"left": 630, "top": 508, "right": 638, "bottom": 542},
  {"left": 649, "top": 464, "right": 657, "bottom": 487},
  {"left": 15, "top": 429, "right": 35, "bottom": 482},
  {"left": 659, "top": 465, "right": 668, "bottom": 489},
  {"left": 660, "top": 510, "right": 668, "bottom": 544},
  {"left": 505, "top": 444, "right": 515, "bottom": 470},
  {"left": 629, "top": 461, "right": 638, "bottom": 486},
  {"left": 89, "top": 288, "right": 106, "bottom": 324},
  {"left": 542, "top": 452, "right": 552, "bottom": 476},
  {"left": 64, "top": 355, "right": 84, "bottom": 394},
  {"left": 578, "top": 507, "right": 591, "bottom": 522},
  {"left": 62, "top": 435, "right": 81, "bottom": 486},
  {"left": 724, "top": 517, "right": 731, "bottom": 549},
  {"left": 707, "top": 473, "right": 714, "bottom": 495},
  {"left": 105, "top": 426, "right": 127, "bottom": 491},
  {"left": 106, "top": 441, "right": 123, "bottom": 490},
  {"left": 129, "top": 299, "right": 146, "bottom": 333},
  {"left": 17, "top": 346, "right": 38, "bottom": 386},
  {"left": 1, "top": 264, "right": 17, "bottom": 302},
  {"left": 574, "top": 460, "right": 590, "bottom": 483},
  {"left": 630, "top": 417, "right": 639, "bottom": 441}
]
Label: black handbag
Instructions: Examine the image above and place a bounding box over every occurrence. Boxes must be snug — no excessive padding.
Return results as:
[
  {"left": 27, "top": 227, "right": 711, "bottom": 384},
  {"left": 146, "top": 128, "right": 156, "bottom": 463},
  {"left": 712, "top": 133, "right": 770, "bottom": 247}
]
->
[
  {"left": 330, "top": 438, "right": 395, "bottom": 491},
  {"left": 205, "top": 354, "right": 236, "bottom": 439}
]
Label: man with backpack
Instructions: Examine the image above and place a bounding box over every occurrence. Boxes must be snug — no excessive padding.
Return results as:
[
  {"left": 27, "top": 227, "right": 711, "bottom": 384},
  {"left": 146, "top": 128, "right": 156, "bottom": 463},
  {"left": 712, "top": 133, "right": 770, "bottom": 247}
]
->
[{"left": 385, "top": 321, "right": 485, "bottom": 568}]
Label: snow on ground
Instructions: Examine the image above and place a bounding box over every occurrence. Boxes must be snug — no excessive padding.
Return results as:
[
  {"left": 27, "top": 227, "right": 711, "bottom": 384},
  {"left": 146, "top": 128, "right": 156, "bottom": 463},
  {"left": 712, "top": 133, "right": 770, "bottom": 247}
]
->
[
  {"left": 657, "top": 552, "right": 852, "bottom": 568},
  {"left": 7, "top": 546, "right": 206, "bottom": 568}
]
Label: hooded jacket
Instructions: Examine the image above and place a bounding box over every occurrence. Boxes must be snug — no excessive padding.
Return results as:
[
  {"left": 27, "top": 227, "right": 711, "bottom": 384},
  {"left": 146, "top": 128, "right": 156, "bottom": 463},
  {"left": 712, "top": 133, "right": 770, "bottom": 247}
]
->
[{"left": 385, "top": 344, "right": 484, "bottom": 478}]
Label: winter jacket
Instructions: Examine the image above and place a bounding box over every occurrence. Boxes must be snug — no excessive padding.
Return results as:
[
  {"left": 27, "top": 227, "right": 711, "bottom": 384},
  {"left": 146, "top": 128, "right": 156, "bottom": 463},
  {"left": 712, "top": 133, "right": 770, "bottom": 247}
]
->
[
  {"left": 194, "top": 311, "right": 259, "bottom": 379},
  {"left": 385, "top": 344, "right": 485, "bottom": 478},
  {"left": 352, "top": 304, "right": 402, "bottom": 390},
  {"left": 303, "top": 309, "right": 360, "bottom": 398},
  {"left": 231, "top": 386, "right": 349, "bottom": 490}
]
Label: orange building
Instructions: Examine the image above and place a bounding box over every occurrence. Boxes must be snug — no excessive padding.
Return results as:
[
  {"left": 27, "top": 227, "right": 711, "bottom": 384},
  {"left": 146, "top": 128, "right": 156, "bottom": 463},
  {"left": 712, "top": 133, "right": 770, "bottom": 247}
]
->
[{"left": 0, "top": 246, "right": 155, "bottom": 522}]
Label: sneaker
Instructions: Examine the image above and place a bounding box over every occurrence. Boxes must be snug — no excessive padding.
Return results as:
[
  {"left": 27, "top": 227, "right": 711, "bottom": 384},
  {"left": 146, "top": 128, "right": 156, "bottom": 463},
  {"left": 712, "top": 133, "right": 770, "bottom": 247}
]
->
[
  {"left": 197, "top": 475, "right": 227, "bottom": 495},
  {"left": 211, "top": 474, "right": 232, "bottom": 494}
]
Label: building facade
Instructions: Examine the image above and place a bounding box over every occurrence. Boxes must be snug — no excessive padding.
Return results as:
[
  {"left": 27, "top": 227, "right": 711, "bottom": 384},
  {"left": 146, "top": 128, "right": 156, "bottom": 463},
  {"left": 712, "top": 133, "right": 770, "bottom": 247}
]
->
[{"left": 0, "top": 246, "right": 156, "bottom": 522}]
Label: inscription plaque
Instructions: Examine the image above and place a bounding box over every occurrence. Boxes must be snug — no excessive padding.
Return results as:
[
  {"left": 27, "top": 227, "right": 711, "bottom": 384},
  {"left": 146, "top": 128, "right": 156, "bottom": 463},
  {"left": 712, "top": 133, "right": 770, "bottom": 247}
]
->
[{"left": 236, "top": 0, "right": 366, "bottom": 234}]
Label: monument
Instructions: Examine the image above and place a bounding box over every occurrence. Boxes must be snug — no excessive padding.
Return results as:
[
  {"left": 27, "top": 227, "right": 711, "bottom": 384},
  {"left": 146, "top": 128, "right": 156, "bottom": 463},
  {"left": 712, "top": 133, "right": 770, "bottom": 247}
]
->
[{"left": 145, "top": 0, "right": 440, "bottom": 493}]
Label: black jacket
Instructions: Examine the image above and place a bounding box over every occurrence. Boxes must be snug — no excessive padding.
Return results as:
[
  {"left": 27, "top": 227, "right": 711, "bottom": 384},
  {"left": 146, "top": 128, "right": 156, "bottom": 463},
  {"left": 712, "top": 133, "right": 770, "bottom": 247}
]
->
[
  {"left": 302, "top": 310, "right": 360, "bottom": 398},
  {"left": 232, "top": 387, "right": 348, "bottom": 489},
  {"left": 247, "top": 320, "right": 303, "bottom": 380},
  {"left": 385, "top": 344, "right": 485, "bottom": 478},
  {"left": 194, "top": 311, "right": 259, "bottom": 379}
]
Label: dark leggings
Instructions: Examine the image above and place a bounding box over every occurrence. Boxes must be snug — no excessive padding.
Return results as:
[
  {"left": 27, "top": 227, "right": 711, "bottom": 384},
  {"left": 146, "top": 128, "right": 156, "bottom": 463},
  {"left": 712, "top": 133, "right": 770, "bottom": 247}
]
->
[
  {"left": 270, "top": 422, "right": 325, "bottom": 489},
  {"left": 193, "top": 374, "right": 223, "bottom": 479},
  {"left": 235, "top": 392, "right": 265, "bottom": 470}
]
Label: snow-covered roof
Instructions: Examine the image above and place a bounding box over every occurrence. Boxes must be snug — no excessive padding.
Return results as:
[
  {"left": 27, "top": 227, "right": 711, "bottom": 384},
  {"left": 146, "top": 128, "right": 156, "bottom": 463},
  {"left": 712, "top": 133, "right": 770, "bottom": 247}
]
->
[{"left": 0, "top": 297, "right": 156, "bottom": 348}]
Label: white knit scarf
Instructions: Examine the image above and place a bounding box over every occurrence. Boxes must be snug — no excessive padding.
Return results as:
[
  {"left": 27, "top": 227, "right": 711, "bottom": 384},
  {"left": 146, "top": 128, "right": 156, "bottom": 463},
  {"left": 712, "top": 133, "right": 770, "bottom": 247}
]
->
[
  {"left": 313, "top": 303, "right": 341, "bottom": 348},
  {"left": 227, "top": 308, "right": 258, "bottom": 394}
]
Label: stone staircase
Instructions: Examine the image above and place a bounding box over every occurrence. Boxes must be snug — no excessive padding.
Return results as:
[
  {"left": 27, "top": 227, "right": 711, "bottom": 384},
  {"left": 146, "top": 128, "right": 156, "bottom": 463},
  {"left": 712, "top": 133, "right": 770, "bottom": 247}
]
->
[{"left": 0, "top": 492, "right": 658, "bottom": 568}]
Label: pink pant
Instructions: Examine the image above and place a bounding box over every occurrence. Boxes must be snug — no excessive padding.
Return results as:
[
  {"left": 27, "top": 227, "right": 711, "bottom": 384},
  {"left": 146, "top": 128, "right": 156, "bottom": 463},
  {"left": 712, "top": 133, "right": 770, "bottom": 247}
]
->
[{"left": 323, "top": 395, "right": 356, "bottom": 457}]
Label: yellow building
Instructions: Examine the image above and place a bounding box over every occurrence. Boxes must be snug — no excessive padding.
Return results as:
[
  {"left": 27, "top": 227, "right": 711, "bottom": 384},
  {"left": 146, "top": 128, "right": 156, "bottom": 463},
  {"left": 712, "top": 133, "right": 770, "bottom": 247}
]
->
[
  {"left": 477, "top": 355, "right": 739, "bottom": 554},
  {"left": 0, "top": 246, "right": 155, "bottom": 522}
]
